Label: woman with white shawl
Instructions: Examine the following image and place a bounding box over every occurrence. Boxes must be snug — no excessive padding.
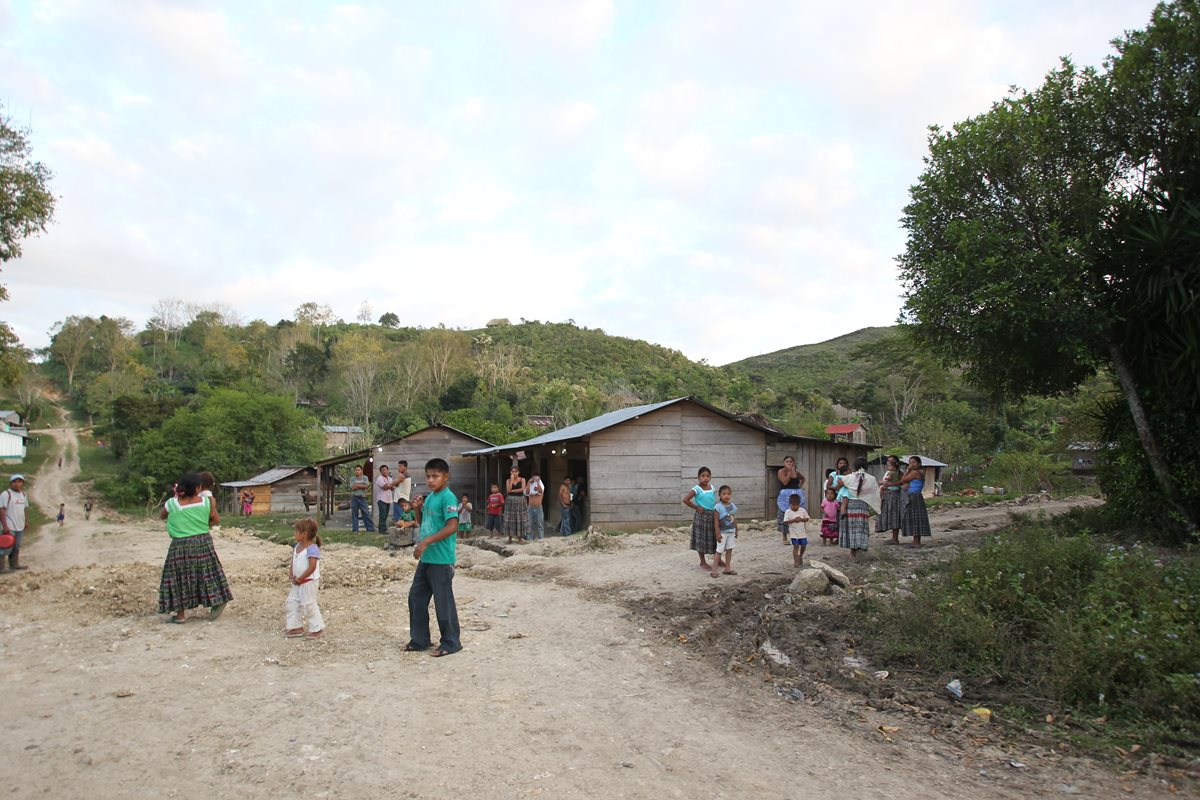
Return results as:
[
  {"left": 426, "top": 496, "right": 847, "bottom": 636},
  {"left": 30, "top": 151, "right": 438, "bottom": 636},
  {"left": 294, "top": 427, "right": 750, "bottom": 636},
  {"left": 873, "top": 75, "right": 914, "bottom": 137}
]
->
[{"left": 837, "top": 456, "right": 879, "bottom": 557}]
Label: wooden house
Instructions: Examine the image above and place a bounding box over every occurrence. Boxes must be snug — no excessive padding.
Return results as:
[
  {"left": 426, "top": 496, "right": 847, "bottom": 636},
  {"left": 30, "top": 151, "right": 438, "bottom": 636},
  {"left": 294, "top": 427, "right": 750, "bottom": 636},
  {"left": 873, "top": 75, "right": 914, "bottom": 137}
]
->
[
  {"left": 0, "top": 410, "right": 21, "bottom": 427},
  {"left": 464, "top": 397, "right": 872, "bottom": 530},
  {"left": 220, "top": 466, "right": 320, "bottom": 514},
  {"left": 313, "top": 424, "right": 494, "bottom": 521}
]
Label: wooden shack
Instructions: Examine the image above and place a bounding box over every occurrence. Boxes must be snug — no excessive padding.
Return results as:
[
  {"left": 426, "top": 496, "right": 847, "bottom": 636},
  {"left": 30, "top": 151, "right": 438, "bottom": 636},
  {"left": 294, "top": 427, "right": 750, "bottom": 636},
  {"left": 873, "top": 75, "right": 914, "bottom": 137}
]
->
[
  {"left": 867, "top": 453, "right": 946, "bottom": 498},
  {"left": 220, "top": 466, "right": 320, "bottom": 514},
  {"left": 314, "top": 424, "right": 494, "bottom": 521},
  {"left": 464, "top": 397, "right": 872, "bottom": 530}
]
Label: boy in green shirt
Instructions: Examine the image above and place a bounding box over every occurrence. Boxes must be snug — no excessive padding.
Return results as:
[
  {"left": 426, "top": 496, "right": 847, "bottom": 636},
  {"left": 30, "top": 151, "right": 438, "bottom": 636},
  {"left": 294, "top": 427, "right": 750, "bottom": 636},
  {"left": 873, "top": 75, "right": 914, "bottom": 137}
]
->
[{"left": 404, "top": 458, "right": 461, "bottom": 657}]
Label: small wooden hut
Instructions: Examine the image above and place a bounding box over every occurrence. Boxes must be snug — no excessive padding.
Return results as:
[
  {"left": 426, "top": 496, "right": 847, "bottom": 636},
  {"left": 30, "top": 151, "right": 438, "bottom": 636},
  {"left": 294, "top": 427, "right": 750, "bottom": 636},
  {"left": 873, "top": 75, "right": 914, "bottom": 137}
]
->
[{"left": 220, "top": 466, "right": 320, "bottom": 514}]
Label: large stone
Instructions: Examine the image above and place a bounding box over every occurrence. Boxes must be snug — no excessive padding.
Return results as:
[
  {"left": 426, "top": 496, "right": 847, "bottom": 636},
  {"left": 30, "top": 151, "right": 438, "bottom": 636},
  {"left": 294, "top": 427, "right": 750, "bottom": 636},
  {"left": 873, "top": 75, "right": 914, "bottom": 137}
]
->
[
  {"left": 809, "top": 560, "right": 850, "bottom": 588},
  {"left": 789, "top": 568, "right": 830, "bottom": 595}
]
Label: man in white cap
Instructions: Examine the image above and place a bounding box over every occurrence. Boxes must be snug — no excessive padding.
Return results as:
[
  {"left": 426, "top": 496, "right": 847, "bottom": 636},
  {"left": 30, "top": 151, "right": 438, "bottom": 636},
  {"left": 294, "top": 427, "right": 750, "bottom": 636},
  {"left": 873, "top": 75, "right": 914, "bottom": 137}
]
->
[{"left": 0, "top": 474, "right": 30, "bottom": 572}]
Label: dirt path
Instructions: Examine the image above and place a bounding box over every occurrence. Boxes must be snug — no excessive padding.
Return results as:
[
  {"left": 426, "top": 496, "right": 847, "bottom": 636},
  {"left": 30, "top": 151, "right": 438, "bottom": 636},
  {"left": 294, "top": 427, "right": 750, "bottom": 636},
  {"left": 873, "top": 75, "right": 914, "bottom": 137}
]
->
[{"left": 0, "top": 448, "right": 1163, "bottom": 799}]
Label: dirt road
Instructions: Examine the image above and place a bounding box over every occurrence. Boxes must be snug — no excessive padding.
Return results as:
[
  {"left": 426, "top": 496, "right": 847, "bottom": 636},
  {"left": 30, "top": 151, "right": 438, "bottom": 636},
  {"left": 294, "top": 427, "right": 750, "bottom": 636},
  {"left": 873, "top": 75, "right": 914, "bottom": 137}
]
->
[{"left": 0, "top": 433, "right": 1159, "bottom": 799}]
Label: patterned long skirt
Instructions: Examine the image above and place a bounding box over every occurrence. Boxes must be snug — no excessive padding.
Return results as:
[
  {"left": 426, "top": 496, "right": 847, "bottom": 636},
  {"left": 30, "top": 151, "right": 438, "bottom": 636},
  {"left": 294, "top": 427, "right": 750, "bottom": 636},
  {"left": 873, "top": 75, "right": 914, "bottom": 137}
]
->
[
  {"left": 838, "top": 498, "right": 871, "bottom": 551},
  {"left": 503, "top": 495, "right": 528, "bottom": 539},
  {"left": 689, "top": 508, "right": 717, "bottom": 555},
  {"left": 901, "top": 492, "right": 932, "bottom": 539},
  {"left": 876, "top": 490, "right": 902, "bottom": 532},
  {"left": 158, "top": 533, "right": 233, "bottom": 613}
]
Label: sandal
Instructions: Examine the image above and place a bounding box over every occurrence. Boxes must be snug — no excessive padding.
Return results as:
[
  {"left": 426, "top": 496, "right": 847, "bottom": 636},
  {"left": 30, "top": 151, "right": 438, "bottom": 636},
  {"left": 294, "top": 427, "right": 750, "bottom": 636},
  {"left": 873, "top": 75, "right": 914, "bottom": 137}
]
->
[
  {"left": 306, "top": 630, "right": 323, "bottom": 639},
  {"left": 403, "top": 642, "right": 428, "bottom": 652},
  {"left": 431, "top": 646, "right": 460, "bottom": 658},
  {"left": 165, "top": 616, "right": 185, "bottom": 624},
  {"left": 209, "top": 603, "right": 226, "bottom": 620},
  {"left": 285, "top": 629, "right": 305, "bottom": 638}
]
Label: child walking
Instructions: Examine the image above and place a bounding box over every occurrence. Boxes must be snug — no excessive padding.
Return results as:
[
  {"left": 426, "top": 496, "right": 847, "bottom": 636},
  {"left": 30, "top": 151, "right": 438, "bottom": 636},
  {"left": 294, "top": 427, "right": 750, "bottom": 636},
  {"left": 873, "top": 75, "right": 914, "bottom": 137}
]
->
[
  {"left": 405, "top": 458, "right": 462, "bottom": 657},
  {"left": 783, "top": 493, "right": 811, "bottom": 566},
  {"left": 714, "top": 485, "right": 738, "bottom": 576},
  {"left": 485, "top": 484, "right": 504, "bottom": 536},
  {"left": 285, "top": 518, "right": 324, "bottom": 639},
  {"left": 57, "top": 503, "right": 65, "bottom": 526},
  {"left": 820, "top": 488, "right": 839, "bottom": 546}
]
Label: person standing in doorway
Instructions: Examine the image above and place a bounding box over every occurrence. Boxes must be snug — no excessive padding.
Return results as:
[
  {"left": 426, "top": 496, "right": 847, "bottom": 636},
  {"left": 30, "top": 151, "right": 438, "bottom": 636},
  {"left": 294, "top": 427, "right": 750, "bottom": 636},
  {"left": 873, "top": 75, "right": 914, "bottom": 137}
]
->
[
  {"left": 558, "top": 477, "right": 573, "bottom": 536},
  {"left": 375, "top": 464, "right": 396, "bottom": 535},
  {"left": 571, "top": 478, "right": 588, "bottom": 533},
  {"left": 350, "top": 465, "right": 374, "bottom": 533},
  {"left": 0, "top": 475, "right": 30, "bottom": 572},
  {"left": 503, "top": 466, "right": 528, "bottom": 544},
  {"left": 525, "top": 470, "right": 545, "bottom": 541}
]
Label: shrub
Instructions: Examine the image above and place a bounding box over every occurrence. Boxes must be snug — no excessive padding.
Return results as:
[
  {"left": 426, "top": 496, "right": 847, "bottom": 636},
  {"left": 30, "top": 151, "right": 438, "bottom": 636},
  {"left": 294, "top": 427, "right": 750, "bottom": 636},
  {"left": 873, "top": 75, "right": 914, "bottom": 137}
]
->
[{"left": 866, "top": 509, "right": 1200, "bottom": 753}]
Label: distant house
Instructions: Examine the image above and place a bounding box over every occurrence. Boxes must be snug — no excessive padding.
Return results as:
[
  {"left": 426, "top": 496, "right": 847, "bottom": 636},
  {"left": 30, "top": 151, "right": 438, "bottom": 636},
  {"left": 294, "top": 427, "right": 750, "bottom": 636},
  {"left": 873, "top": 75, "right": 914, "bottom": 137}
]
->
[
  {"left": 313, "top": 424, "right": 494, "bottom": 521},
  {"left": 322, "top": 424, "right": 365, "bottom": 453},
  {"left": 220, "top": 466, "right": 320, "bottom": 514},
  {"left": 868, "top": 453, "right": 947, "bottom": 498},
  {"left": 0, "top": 410, "right": 21, "bottom": 427},
  {"left": 525, "top": 415, "right": 555, "bottom": 429},
  {"left": 0, "top": 424, "right": 29, "bottom": 463},
  {"left": 825, "top": 423, "right": 868, "bottom": 445},
  {"left": 464, "top": 396, "right": 872, "bottom": 529}
]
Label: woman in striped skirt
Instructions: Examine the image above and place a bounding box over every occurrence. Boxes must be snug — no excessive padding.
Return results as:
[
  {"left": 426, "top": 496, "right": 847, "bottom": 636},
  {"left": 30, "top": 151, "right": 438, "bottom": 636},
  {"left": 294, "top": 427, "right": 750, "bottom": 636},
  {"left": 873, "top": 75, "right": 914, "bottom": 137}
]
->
[
  {"left": 683, "top": 467, "right": 720, "bottom": 576},
  {"left": 876, "top": 455, "right": 903, "bottom": 544},
  {"left": 838, "top": 457, "right": 880, "bottom": 558},
  {"left": 159, "top": 472, "right": 232, "bottom": 622},
  {"left": 900, "top": 456, "right": 932, "bottom": 547},
  {"left": 503, "top": 466, "right": 528, "bottom": 544}
]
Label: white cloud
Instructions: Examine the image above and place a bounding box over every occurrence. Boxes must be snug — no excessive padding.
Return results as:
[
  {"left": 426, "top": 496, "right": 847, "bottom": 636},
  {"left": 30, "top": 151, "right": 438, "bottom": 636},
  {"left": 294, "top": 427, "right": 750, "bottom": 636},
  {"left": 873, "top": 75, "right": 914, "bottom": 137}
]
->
[{"left": 552, "top": 101, "right": 598, "bottom": 136}]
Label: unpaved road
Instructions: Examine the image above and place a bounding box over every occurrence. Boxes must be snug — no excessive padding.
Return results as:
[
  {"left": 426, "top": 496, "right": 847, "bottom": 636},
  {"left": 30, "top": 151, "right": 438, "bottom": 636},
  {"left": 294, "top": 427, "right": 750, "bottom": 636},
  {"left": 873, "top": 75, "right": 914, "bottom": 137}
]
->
[{"left": 0, "top": 429, "right": 1167, "bottom": 799}]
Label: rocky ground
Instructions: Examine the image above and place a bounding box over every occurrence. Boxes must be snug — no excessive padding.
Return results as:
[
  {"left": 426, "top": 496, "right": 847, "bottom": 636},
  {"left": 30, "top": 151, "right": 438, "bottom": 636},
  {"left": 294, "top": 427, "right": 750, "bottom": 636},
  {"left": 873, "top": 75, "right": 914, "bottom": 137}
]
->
[{"left": 0, "top": 427, "right": 1185, "bottom": 799}]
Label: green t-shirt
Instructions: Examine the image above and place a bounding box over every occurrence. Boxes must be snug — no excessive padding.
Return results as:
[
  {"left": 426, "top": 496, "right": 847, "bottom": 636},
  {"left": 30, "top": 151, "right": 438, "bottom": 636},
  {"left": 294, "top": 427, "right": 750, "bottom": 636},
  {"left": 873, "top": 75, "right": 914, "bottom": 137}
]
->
[
  {"left": 350, "top": 476, "right": 370, "bottom": 498},
  {"left": 166, "top": 496, "right": 211, "bottom": 538},
  {"left": 417, "top": 487, "right": 459, "bottom": 565},
  {"left": 399, "top": 509, "right": 416, "bottom": 522}
]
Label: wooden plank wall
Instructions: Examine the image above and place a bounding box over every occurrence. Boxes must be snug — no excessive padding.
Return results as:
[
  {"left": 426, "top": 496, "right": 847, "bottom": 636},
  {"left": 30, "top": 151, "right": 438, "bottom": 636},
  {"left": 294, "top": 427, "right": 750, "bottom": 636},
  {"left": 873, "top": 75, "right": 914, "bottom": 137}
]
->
[
  {"left": 766, "top": 441, "right": 872, "bottom": 516},
  {"left": 374, "top": 428, "right": 484, "bottom": 507},
  {"left": 589, "top": 405, "right": 683, "bottom": 526},
  {"left": 680, "top": 404, "right": 766, "bottom": 521}
]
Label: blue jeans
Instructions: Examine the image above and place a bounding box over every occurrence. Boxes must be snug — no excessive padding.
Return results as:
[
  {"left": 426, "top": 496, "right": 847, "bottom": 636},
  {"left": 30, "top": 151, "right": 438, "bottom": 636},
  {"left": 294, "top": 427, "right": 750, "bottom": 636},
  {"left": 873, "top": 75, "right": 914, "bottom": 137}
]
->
[
  {"left": 377, "top": 500, "right": 391, "bottom": 535},
  {"left": 350, "top": 496, "right": 374, "bottom": 532},
  {"left": 559, "top": 506, "right": 572, "bottom": 536},
  {"left": 527, "top": 505, "right": 545, "bottom": 540},
  {"left": 407, "top": 562, "right": 460, "bottom": 653}
]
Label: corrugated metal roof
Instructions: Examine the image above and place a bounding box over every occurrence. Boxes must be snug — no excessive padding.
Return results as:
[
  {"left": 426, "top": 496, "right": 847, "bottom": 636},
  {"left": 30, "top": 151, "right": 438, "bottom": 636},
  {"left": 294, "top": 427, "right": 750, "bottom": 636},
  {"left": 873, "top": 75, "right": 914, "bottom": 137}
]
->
[
  {"left": 220, "top": 465, "right": 312, "bottom": 488},
  {"left": 825, "top": 423, "right": 864, "bottom": 434},
  {"left": 868, "top": 453, "right": 950, "bottom": 468},
  {"left": 462, "top": 396, "right": 863, "bottom": 456},
  {"left": 313, "top": 424, "right": 497, "bottom": 468},
  {"left": 322, "top": 425, "right": 364, "bottom": 433}
]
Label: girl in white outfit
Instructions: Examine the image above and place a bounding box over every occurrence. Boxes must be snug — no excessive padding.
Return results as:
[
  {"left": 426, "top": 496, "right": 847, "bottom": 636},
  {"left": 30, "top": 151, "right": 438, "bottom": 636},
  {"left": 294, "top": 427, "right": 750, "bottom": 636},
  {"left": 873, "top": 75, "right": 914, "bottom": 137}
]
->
[{"left": 286, "top": 518, "right": 325, "bottom": 638}]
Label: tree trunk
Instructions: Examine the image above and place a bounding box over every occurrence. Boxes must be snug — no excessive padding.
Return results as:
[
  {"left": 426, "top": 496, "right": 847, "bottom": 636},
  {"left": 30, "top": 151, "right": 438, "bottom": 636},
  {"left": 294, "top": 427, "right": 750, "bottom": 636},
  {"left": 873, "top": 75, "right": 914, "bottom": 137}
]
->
[{"left": 1107, "top": 340, "right": 1198, "bottom": 535}]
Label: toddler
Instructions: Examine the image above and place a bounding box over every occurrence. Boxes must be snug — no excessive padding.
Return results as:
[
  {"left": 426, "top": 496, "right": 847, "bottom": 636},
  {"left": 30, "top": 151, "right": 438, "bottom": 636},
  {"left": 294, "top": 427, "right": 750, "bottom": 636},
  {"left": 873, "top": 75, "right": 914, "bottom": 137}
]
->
[
  {"left": 285, "top": 518, "right": 324, "bottom": 639},
  {"left": 713, "top": 485, "right": 738, "bottom": 576},
  {"left": 820, "top": 488, "right": 839, "bottom": 545},
  {"left": 783, "top": 493, "right": 811, "bottom": 566},
  {"left": 458, "top": 493, "right": 474, "bottom": 534},
  {"left": 485, "top": 484, "right": 504, "bottom": 535}
]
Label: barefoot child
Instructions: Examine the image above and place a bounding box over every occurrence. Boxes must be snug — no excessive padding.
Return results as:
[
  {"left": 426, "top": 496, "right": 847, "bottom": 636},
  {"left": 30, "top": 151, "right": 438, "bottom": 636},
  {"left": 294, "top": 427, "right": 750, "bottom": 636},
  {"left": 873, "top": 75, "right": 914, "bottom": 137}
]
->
[
  {"left": 714, "top": 485, "right": 738, "bottom": 576},
  {"left": 285, "top": 518, "right": 324, "bottom": 638},
  {"left": 484, "top": 484, "right": 504, "bottom": 536},
  {"left": 405, "top": 458, "right": 462, "bottom": 657},
  {"left": 783, "top": 493, "right": 811, "bottom": 566},
  {"left": 682, "top": 467, "right": 720, "bottom": 575},
  {"left": 820, "top": 488, "right": 839, "bottom": 546}
]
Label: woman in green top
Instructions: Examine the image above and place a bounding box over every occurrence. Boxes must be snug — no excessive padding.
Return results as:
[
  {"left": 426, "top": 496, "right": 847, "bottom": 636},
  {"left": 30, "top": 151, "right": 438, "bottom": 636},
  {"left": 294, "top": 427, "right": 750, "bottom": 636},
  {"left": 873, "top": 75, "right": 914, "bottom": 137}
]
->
[{"left": 158, "top": 472, "right": 233, "bottom": 623}]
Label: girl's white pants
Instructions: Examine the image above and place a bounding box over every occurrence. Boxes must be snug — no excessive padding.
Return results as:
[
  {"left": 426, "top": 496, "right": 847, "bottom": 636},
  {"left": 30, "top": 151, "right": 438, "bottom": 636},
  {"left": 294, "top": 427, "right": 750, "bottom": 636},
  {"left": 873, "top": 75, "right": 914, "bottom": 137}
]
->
[{"left": 286, "top": 581, "right": 324, "bottom": 632}]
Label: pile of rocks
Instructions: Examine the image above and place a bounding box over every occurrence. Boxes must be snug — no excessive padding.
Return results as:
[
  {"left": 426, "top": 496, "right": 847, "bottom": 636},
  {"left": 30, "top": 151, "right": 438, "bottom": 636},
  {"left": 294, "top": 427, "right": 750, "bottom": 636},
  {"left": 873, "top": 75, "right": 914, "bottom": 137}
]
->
[{"left": 787, "top": 560, "right": 850, "bottom": 596}]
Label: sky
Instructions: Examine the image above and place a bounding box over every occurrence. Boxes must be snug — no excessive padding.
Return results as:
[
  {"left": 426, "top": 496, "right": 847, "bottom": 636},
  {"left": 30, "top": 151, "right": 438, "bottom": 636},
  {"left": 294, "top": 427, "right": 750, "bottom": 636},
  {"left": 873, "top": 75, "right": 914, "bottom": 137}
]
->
[{"left": 1, "top": 0, "right": 1160, "bottom": 365}]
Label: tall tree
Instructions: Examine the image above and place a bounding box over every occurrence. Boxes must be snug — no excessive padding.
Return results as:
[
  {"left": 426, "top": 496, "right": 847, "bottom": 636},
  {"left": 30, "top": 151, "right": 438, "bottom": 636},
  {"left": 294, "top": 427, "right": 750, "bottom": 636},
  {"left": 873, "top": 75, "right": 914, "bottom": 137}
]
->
[
  {"left": 48, "top": 315, "right": 96, "bottom": 388},
  {"left": 0, "top": 106, "right": 56, "bottom": 294},
  {"left": 898, "top": 2, "right": 1199, "bottom": 534}
]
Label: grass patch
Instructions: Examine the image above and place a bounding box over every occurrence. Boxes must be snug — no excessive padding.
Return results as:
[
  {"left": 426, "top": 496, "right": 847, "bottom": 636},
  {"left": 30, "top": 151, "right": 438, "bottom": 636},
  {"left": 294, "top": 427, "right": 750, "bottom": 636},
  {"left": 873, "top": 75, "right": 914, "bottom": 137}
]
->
[
  {"left": 74, "top": 436, "right": 124, "bottom": 485},
  {"left": 861, "top": 507, "right": 1200, "bottom": 757},
  {"left": 235, "top": 513, "right": 386, "bottom": 549}
]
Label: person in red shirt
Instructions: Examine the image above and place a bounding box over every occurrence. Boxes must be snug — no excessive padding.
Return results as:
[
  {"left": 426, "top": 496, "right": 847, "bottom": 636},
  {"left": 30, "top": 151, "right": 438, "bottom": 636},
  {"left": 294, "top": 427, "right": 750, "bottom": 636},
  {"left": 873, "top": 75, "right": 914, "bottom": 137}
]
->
[{"left": 484, "top": 484, "right": 505, "bottom": 536}]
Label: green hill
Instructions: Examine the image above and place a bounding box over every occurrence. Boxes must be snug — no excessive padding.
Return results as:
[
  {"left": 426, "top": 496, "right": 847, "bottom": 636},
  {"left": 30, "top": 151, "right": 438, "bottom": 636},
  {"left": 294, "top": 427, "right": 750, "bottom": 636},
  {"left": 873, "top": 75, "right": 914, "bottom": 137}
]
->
[{"left": 728, "top": 326, "right": 898, "bottom": 394}]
